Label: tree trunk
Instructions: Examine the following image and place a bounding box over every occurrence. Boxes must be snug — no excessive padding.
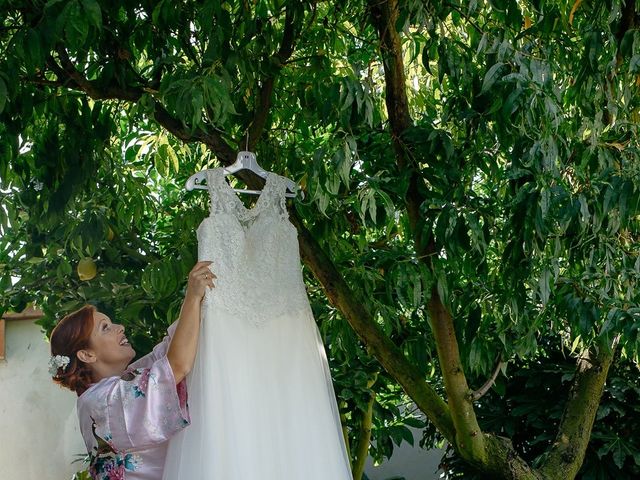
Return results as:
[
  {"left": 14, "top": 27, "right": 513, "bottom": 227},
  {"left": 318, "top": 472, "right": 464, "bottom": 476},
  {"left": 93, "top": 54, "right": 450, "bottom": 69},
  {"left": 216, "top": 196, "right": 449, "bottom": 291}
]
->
[
  {"left": 538, "top": 344, "right": 617, "bottom": 479},
  {"left": 428, "top": 289, "right": 486, "bottom": 462},
  {"left": 368, "top": 0, "right": 487, "bottom": 465}
]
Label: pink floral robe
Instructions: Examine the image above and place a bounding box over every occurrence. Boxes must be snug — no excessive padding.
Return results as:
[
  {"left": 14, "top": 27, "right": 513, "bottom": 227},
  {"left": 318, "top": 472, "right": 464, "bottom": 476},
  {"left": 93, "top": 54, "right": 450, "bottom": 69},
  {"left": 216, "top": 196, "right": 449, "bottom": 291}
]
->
[{"left": 76, "top": 321, "right": 190, "bottom": 480}]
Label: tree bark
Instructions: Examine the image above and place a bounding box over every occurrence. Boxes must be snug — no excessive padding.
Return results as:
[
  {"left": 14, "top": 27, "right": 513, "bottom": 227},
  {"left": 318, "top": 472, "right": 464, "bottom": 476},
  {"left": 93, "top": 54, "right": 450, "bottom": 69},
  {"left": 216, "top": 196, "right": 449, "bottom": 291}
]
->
[
  {"left": 538, "top": 344, "right": 617, "bottom": 479},
  {"left": 367, "top": 0, "right": 423, "bottom": 238},
  {"left": 428, "top": 289, "right": 486, "bottom": 461},
  {"left": 482, "top": 434, "right": 545, "bottom": 480}
]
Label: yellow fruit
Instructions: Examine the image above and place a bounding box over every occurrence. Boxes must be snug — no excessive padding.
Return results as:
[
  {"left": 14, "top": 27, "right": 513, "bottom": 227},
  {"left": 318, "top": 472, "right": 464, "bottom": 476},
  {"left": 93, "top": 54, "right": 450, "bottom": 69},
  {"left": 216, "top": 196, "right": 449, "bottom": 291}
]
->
[
  {"left": 107, "top": 227, "right": 115, "bottom": 241},
  {"left": 77, "top": 257, "right": 97, "bottom": 281}
]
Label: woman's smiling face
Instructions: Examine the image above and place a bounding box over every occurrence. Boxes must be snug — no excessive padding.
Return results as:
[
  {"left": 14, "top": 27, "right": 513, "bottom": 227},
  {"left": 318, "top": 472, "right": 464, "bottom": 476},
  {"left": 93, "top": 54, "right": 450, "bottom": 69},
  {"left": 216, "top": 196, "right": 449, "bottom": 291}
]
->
[{"left": 85, "top": 310, "right": 136, "bottom": 373}]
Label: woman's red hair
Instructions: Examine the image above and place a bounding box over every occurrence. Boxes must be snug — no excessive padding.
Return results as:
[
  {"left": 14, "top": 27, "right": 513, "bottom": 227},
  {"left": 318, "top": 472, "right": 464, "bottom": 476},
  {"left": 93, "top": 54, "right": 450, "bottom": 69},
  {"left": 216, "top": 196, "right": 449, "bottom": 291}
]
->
[{"left": 49, "top": 304, "right": 96, "bottom": 396}]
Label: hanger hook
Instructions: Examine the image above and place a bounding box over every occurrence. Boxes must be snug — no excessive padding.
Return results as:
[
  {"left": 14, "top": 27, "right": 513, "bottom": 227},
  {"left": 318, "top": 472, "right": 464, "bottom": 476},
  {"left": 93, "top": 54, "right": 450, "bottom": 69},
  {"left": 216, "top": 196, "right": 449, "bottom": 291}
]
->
[{"left": 245, "top": 131, "right": 249, "bottom": 151}]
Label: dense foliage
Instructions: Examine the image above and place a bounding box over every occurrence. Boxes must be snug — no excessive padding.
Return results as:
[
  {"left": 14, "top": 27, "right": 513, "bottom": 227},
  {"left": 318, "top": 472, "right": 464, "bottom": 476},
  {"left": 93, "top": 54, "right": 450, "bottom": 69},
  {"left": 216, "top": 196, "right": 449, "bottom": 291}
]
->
[
  {"left": 1, "top": 0, "right": 639, "bottom": 478},
  {"left": 439, "top": 340, "right": 640, "bottom": 479}
]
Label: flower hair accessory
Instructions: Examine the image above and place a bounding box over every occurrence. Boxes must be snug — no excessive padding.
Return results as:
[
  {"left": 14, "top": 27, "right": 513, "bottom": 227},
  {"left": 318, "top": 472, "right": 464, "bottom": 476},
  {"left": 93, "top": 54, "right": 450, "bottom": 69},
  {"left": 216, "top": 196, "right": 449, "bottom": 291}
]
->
[{"left": 48, "top": 354, "right": 70, "bottom": 376}]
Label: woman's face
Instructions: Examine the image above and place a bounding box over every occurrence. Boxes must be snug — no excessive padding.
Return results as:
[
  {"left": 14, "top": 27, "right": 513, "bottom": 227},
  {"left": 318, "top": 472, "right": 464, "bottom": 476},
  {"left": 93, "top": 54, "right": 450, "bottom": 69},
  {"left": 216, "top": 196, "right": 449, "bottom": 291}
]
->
[{"left": 87, "top": 310, "right": 136, "bottom": 371}]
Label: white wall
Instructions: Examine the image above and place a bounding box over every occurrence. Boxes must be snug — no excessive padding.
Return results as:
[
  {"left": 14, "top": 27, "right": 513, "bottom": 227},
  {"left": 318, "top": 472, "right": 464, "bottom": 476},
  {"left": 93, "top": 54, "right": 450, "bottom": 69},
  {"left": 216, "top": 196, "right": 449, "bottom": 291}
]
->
[{"left": 0, "top": 320, "right": 86, "bottom": 480}]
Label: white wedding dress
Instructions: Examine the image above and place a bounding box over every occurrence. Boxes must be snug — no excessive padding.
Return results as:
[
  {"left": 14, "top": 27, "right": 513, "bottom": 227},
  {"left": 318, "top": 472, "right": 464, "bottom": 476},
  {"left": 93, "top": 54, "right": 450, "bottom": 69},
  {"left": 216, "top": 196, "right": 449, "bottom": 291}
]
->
[{"left": 162, "top": 167, "right": 353, "bottom": 479}]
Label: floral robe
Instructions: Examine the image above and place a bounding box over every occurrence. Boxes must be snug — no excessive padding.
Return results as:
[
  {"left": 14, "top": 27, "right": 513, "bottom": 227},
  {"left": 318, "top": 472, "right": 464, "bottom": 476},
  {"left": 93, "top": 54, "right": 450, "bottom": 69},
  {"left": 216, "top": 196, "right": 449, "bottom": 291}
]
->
[{"left": 76, "top": 322, "right": 191, "bottom": 480}]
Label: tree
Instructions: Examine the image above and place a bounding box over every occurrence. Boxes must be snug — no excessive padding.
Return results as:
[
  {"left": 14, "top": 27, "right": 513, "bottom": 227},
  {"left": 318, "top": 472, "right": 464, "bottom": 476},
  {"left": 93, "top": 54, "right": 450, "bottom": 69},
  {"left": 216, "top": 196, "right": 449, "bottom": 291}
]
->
[
  {"left": 439, "top": 336, "right": 640, "bottom": 479},
  {"left": 1, "top": 1, "right": 639, "bottom": 478}
]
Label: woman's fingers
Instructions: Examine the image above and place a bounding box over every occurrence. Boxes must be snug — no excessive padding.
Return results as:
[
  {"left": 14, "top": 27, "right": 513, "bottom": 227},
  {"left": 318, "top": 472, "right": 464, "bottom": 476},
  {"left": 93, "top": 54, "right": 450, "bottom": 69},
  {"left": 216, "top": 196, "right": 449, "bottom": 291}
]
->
[
  {"left": 192, "top": 261, "right": 215, "bottom": 273},
  {"left": 186, "top": 261, "right": 219, "bottom": 298},
  {"left": 190, "top": 261, "right": 218, "bottom": 278}
]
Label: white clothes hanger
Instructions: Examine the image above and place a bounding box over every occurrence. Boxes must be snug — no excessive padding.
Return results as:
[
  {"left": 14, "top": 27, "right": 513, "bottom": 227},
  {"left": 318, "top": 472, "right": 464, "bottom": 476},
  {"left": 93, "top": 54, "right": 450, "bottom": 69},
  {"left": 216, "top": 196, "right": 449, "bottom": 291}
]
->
[{"left": 185, "top": 138, "right": 303, "bottom": 199}]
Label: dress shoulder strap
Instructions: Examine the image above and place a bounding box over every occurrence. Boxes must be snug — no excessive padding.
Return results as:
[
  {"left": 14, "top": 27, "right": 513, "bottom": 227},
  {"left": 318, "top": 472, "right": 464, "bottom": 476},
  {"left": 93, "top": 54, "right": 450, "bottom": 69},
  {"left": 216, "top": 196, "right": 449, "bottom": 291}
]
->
[
  {"left": 271, "top": 174, "right": 290, "bottom": 222},
  {"left": 205, "top": 168, "right": 226, "bottom": 217},
  {"left": 206, "top": 167, "right": 290, "bottom": 221}
]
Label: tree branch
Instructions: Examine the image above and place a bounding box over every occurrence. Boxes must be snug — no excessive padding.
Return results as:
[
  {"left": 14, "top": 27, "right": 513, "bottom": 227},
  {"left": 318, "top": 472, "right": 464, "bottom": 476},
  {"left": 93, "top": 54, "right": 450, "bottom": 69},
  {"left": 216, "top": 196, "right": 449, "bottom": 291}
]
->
[
  {"left": 471, "top": 358, "right": 506, "bottom": 401},
  {"left": 352, "top": 372, "right": 379, "bottom": 480},
  {"left": 483, "top": 434, "right": 545, "bottom": 480},
  {"left": 55, "top": 48, "right": 141, "bottom": 101},
  {"left": 287, "top": 208, "right": 456, "bottom": 442},
  {"left": 428, "top": 288, "right": 486, "bottom": 460},
  {"left": 603, "top": 0, "right": 636, "bottom": 125},
  {"left": 614, "top": 0, "right": 637, "bottom": 53},
  {"left": 153, "top": 103, "right": 235, "bottom": 162},
  {"left": 368, "top": 0, "right": 487, "bottom": 461},
  {"left": 367, "top": 0, "right": 425, "bottom": 242},
  {"left": 44, "top": 48, "right": 236, "bottom": 163},
  {"left": 246, "top": 3, "right": 298, "bottom": 150},
  {"left": 539, "top": 342, "right": 618, "bottom": 480},
  {"left": 22, "top": 76, "right": 65, "bottom": 88}
]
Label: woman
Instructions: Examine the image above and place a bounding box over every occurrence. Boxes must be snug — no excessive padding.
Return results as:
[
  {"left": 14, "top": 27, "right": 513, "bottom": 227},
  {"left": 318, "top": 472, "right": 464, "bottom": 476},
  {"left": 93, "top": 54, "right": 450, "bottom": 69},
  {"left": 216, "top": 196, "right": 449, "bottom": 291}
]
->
[{"left": 49, "top": 261, "right": 216, "bottom": 480}]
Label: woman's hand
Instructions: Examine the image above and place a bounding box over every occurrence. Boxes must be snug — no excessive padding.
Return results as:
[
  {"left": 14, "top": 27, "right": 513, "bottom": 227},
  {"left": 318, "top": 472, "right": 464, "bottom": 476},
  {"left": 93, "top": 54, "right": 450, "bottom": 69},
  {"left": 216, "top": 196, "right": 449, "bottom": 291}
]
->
[{"left": 185, "top": 261, "right": 217, "bottom": 301}]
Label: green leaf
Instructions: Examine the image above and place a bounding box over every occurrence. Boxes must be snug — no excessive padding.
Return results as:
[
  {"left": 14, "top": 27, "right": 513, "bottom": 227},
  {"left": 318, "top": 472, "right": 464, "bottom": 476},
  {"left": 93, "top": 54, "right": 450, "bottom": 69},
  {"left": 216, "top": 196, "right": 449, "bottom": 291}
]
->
[
  {"left": 25, "top": 28, "right": 44, "bottom": 73},
  {"left": 400, "top": 425, "right": 414, "bottom": 446},
  {"left": 152, "top": 0, "right": 167, "bottom": 25},
  {"left": 506, "top": 0, "right": 522, "bottom": 29},
  {"left": 80, "top": 0, "right": 102, "bottom": 29},
  {"left": 368, "top": 192, "right": 377, "bottom": 224},
  {"left": 421, "top": 44, "right": 432, "bottom": 73},
  {"left": 539, "top": 269, "right": 552, "bottom": 306},
  {"left": 155, "top": 145, "right": 170, "bottom": 177},
  {"left": 403, "top": 416, "right": 426, "bottom": 429},
  {"left": 436, "top": 270, "right": 448, "bottom": 307},
  {"left": 0, "top": 77, "right": 7, "bottom": 114},
  {"left": 167, "top": 144, "right": 179, "bottom": 174},
  {"left": 481, "top": 62, "right": 505, "bottom": 94},
  {"left": 466, "top": 306, "right": 481, "bottom": 342},
  {"left": 502, "top": 86, "right": 523, "bottom": 118},
  {"left": 578, "top": 194, "right": 590, "bottom": 224},
  {"left": 64, "top": 0, "right": 89, "bottom": 47},
  {"left": 611, "top": 438, "right": 629, "bottom": 469},
  {"left": 412, "top": 272, "right": 422, "bottom": 308}
]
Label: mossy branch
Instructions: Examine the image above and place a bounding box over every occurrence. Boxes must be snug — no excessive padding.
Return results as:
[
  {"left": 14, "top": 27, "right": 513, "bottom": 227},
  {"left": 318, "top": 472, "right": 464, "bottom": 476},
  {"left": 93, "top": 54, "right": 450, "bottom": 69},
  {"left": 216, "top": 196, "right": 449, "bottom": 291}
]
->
[
  {"left": 538, "top": 343, "right": 618, "bottom": 480},
  {"left": 352, "top": 372, "right": 379, "bottom": 480}
]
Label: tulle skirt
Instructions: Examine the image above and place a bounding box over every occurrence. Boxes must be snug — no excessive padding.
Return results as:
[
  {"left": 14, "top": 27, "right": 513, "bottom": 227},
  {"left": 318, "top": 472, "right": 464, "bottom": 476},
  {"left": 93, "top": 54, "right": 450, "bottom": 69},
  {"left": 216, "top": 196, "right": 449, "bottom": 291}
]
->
[{"left": 162, "top": 296, "right": 353, "bottom": 479}]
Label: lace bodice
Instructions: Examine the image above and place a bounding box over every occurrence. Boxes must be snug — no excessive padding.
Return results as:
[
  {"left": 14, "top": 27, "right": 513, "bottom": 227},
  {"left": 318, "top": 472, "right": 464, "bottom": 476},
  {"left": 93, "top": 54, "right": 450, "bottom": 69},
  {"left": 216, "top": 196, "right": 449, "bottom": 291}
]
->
[{"left": 196, "top": 168, "right": 308, "bottom": 327}]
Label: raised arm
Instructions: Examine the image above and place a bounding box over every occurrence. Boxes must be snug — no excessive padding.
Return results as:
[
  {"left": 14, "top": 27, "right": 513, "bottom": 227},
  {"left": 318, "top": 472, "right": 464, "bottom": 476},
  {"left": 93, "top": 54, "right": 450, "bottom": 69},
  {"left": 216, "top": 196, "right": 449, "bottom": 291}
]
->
[{"left": 166, "top": 260, "right": 216, "bottom": 384}]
